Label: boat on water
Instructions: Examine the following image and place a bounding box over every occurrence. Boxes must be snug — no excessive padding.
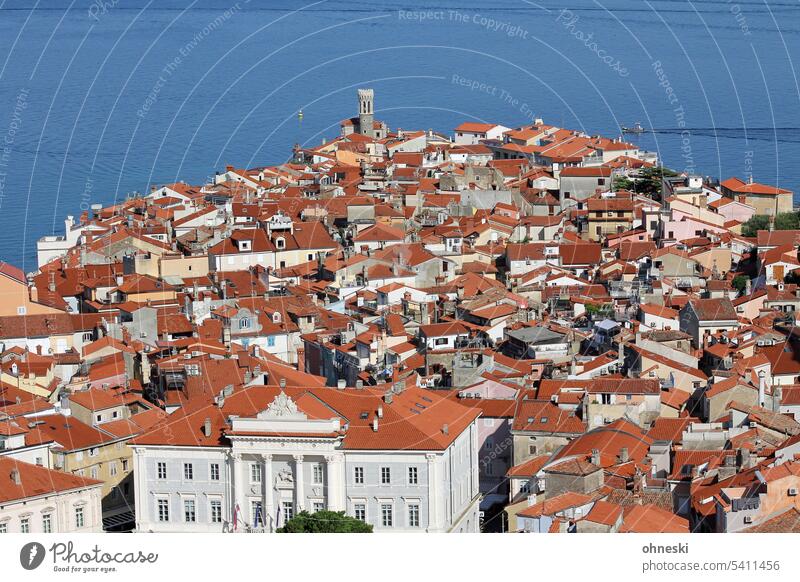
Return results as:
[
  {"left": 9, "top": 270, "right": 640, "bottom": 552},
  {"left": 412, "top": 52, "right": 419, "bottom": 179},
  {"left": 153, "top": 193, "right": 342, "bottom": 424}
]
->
[
  {"left": 621, "top": 122, "right": 646, "bottom": 134},
  {"left": 298, "top": 109, "right": 304, "bottom": 120}
]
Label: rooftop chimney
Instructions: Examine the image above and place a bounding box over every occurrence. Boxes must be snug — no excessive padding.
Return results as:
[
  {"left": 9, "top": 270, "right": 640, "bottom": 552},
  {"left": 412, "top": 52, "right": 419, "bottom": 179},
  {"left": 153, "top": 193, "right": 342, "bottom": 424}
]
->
[
  {"left": 203, "top": 418, "right": 212, "bottom": 437},
  {"left": 442, "top": 423, "right": 449, "bottom": 435},
  {"left": 591, "top": 448, "right": 601, "bottom": 465},
  {"left": 372, "top": 417, "right": 378, "bottom": 432},
  {"left": 10, "top": 469, "right": 21, "bottom": 485},
  {"left": 620, "top": 447, "right": 629, "bottom": 463},
  {"left": 758, "top": 370, "right": 766, "bottom": 407},
  {"left": 280, "top": 378, "right": 287, "bottom": 389},
  {"left": 383, "top": 392, "right": 393, "bottom": 404},
  {"left": 377, "top": 405, "right": 383, "bottom": 418},
  {"left": 337, "top": 379, "right": 346, "bottom": 390}
]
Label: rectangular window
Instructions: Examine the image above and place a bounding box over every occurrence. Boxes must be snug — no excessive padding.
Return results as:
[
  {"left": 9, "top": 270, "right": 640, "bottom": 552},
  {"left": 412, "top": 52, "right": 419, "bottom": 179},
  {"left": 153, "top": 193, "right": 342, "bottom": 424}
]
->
[
  {"left": 250, "top": 463, "right": 262, "bottom": 484},
  {"left": 184, "top": 463, "right": 193, "bottom": 480},
  {"left": 312, "top": 464, "right": 323, "bottom": 485},
  {"left": 408, "top": 504, "right": 420, "bottom": 527},
  {"left": 408, "top": 467, "right": 418, "bottom": 485},
  {"left": 210, "top": 500, "right": 222, "bottom": 523},
  {"left": 20, "top": 517, "right": 30, "bottom": 533},
  {"left": 122, "top": 459, "right": 129, "bottom": 472},
  {"left": 381, "top": 504, "right": 393, "bottom": 527},
  {"left": 313, "top": 502, "right": 324, "bottom": 513},
  {"left": 381, "top": 467, "right": 391, "bottom": 484},
  {"left": 282, "top": 501, "right": 294, "bottom": 523},
  {"left": 158, "top": 499, "right": 169, "bottom": 522},
  {"left": 109, "top": 462, "right": 118, "bottom": 476},
  {"left": 267, "top": 336, "right": 276, "bottom": 347},
  {"left": 184, "top": 499, "right": 196, "bottom": 523},
  {"left": 252, "top": 501, "right": 263, "bottom": 527},
  {"left": 157, "top": 462, "right": 167, "bottom": 480},
  {"left": 354, "top": 466, "right": 364, "bottom": 484},
  {"left": 0, "top": 523, "right": 6, "bottom": 533},
  {"left": 354, "top": 504, "right": 366, "bottom": 522},
  {"left": 90, "top": 466, "right": 99, "bottom": 479},
  {"left": 75, "top": 507, "right": 84, "bottom": 529},
  {"left": 210, "top": 463, "right": 220, "bottom": 481}
]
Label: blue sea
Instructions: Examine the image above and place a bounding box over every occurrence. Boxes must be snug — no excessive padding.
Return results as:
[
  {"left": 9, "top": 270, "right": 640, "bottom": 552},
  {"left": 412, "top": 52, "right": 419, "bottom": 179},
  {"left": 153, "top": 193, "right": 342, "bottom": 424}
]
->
[{"left": 0, "top": 0, "right": 799, "bottom": 269}]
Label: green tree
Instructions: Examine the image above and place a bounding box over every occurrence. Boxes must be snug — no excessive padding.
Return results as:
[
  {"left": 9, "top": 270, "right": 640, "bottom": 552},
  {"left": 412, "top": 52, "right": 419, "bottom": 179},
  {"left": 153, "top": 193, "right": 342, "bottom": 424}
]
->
[
  {"left": 612, "top": 176, "right": 634, "bottom": 191},
  {"left": 741, "top": 212, "right": 800, "bottom": 238},
  {"left": 276, "top": 510, "right": 373, "bottom": 533},
  {"left": 731, "top": 275, "right": 749, "bottom": 294},
  {"left": 613, "top": 166, "right": 677, "bottom": 197}
]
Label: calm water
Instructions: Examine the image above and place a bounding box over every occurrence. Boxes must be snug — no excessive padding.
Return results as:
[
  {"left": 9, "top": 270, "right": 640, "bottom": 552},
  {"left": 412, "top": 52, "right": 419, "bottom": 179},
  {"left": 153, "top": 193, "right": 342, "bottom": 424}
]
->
[{"left": 1, "top": 0, "right": 799, "bottom": 269}]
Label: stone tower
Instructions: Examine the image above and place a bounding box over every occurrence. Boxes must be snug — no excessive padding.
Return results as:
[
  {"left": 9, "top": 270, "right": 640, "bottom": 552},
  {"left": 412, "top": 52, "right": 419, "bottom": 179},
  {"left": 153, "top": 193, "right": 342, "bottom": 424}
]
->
[{"left": 357, "top": 88, "right": 374, "bottom": 137}]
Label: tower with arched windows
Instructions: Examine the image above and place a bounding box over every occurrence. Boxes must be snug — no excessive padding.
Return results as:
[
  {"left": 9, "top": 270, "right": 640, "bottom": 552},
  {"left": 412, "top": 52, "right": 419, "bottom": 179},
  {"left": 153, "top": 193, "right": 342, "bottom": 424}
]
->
[{"left": 357, "top": 88, "right": 374, "bottom": 137}]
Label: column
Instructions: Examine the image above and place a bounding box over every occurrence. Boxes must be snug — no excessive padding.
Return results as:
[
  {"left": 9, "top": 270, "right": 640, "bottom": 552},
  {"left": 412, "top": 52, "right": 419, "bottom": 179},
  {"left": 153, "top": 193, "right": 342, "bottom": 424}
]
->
[
  {"left": 426, "top": 454, "right": 438, "bottom": 532},
  {"left": 131, "top": 448, "right": 144, "bottom": 531},
  {"left": 262, "top": 454, "right": 273, "bottom": 531},
  {"left": 325, "top": 453, "right": 345, "bottom": 511},
  {"left": 293, "top": 454, "right": 305, "bottom": 512},
  {"left": 231, "top": 453, "right": 243, "bottom": 530},
  {"left": 471, "top": 423, "right": 479, "bottom": 499}
]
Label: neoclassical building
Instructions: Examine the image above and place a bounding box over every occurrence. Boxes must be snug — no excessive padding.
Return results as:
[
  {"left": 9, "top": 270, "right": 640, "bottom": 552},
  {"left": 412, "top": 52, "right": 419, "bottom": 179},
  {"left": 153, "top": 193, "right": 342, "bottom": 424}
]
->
[{"left": 131, "top": 384, "right": 481, "bottom": 533}]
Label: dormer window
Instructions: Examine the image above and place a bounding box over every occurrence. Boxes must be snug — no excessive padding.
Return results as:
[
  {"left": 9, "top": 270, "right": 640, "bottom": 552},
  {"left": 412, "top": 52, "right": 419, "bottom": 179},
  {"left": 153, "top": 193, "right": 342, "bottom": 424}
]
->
[
  {"left": 276, "top": 237, "right": 285, "bottom": 249},
  {"left": 238, "top": 239, "right": 251, "bottom": 251},
  {"left": 239, "top": 318, "right": 251, "bottom": 329},
  {"left": 272, "top": 312, "right": 281, "bottom": 324}
]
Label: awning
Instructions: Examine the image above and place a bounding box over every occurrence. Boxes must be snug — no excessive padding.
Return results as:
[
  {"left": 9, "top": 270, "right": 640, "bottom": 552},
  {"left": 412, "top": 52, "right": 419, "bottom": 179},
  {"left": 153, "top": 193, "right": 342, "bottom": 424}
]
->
[{"left": 103, "top": 510, "right": 135, "bottom": 531}]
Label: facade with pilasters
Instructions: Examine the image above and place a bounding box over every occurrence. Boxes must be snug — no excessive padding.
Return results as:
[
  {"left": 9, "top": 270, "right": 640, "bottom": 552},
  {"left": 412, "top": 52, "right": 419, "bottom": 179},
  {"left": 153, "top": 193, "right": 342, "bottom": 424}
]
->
[{"left": 131, "top": 385, "right": 481, "bottom": 533}]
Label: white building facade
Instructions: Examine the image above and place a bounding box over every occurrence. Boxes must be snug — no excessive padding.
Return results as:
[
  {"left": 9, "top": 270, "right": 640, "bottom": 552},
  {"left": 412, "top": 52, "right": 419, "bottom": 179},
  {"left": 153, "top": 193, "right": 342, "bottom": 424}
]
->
[{"left": 131, "top": 387, "right": 481, "bottom": 533}]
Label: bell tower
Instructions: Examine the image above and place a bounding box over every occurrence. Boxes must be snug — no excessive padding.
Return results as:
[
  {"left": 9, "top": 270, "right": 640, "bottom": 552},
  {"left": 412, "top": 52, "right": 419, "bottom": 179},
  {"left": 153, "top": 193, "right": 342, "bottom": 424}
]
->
[{"left": 357, "top": 88, "right": 374, "bottom": 137}]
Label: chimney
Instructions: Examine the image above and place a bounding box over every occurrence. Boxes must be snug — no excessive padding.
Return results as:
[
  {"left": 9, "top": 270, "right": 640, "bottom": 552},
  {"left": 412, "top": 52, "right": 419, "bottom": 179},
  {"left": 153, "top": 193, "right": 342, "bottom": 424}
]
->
[
  {"left": 377, "top": 405, "right": 383, "bottom": 418},
  {"left": 10, "top": 469, "right": 21, "bottom": 485},
  {"left": 356, "top": 380, "right": 364, "bottom": 389},
  {"left": 442, "top": 423, "right": 449, "bottom": 435},
  {"left": 337, "top": 379, "right": 346, "bottom": 390},
  {"left": 30, "top": 282, "right": 39, "bottom": 303},
  {"left": 203, "top": 418, "right": 212, "bottom": 437},
  {"left": 758, "top": 370, "right": 766, "bottom": 407},
  {"left": 384, "top": 391, "right": 393, "bottom": 404},
  {"left": 591, "top": 448, "right": 600, "bottom": 465},
  {"left": 620, "top": 447, "right": 629, "bottom": 463},
  {"left": 372, "top": 417, "right": 378, "bottom": 432},
  {"left": 280, "top": 378, "right": 287, "bottom": 390}
]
